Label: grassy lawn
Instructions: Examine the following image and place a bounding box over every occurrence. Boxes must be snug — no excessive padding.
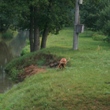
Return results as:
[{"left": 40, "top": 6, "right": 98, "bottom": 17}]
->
[{"left": 0, "top": 27, "right": 110, "bottom": 110}]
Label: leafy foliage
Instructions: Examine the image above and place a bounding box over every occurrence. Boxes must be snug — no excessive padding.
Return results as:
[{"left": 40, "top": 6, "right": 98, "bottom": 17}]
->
[
  {"left": 0, "top": 1, "right": 13, "bottom": 32},
  {"left": 81, "top": 0, "right": 100, "bottom": 30},
  {"left": 97, "top": 6, "right": 110, "bottom": 32},
  {"left": 80, "top": 0, "right": 110, "bottom": 43},
  {"left": 2, "top": 30, "right": 13, "bottom": 40},
  {"left": 0, "top": 0, "right": 75, "bottom": 51},
  {"left": 92, "top": 32, "right": 106, "bottom": 41},
  {"left": 96, "top": 3, "right": 110, "bottom": 42},
  {"left": 81, "top": 0, "right": 110, "bottom": 30}
]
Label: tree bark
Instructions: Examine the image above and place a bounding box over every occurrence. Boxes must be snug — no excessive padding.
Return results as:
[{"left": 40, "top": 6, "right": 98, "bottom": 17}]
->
[
  {"left": 41, "top": 0, "right": 52, "bottom": 49},
  {"left": 29, "top": 6, "right": 34, "bottom": 52},
  {"left": 41, "top": 27, "right": 49, "bottom": 49},
  {"left": 33, "top": 7, "right": 40, "bottom": 51},
  {"left": 33, "top": 27, "right": 40, "bottom": 51}
]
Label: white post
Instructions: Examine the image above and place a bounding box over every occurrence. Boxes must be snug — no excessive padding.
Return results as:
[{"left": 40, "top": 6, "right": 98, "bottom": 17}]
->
[{"left": 79, "top": 0, "right": 83, "bottom": 4}]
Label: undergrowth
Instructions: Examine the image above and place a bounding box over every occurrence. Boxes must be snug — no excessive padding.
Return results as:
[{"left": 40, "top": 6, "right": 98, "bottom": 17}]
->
[{"left": 5, "top": 52, "right": 62, "bottom": 82}]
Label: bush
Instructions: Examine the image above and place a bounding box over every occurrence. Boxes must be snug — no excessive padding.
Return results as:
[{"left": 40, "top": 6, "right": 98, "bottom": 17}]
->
[
  {"left": 96, "top": 4, "right": 110, "bottom": 41},
  {"left": 102, "top": 20, "right": 110, "bottom": 34},
  {"left": 21, "top": 45, "right": 30, "bottom": 56},
  {"left": 103, "top": 37, "right": 110, "bottom": 43},
  {"left": 5, "top": 52, "right": 61, "bottom": 82},
  {"left": 2, "top": 31, "right": 13, "bottom": 40},
  {"left": 21, "top": 40, "right": 30, "bottom": 56},
  {"left": 92, "top": 33, "right": 106, "bottom": 41}
]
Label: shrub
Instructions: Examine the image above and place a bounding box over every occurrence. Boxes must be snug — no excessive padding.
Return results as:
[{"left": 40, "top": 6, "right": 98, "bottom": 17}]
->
[
  {"left": 21, "top": 40, "right": 30, "bottom": 56},
  {"left": 21, "top": 45, "right": 30, "bottom": 56},
  {"left": 5, "top": 52, "right": 61, "bottom": 82},
  {"left": 2, "top": 31, "right": 13, "bottom": 40},
  {"left": 92, "top": 33, "right": 106, "bottom": 41},
  {"left": 103, "top": 37, "right": 110, "bottom": 43}
]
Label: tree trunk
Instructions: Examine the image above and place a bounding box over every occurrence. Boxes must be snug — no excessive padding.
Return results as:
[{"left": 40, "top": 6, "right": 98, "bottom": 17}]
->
[
  {"left": 40, "top": 0, "right": 52, "bottom": 49},
  {"left": 33, "top": 27, "right": 40, "bottom": 51},
  {"left": 41, "top": 27, "right": 49, "bottom": 49},
  {"left": 29, "top": 6, "right": 34, "bottom": 52},
  {"left": 33, "top": 7, "right": 40, "bottom": 51},
  {"left": 29, "top": 26, "right": 34, "bottom": 52}
]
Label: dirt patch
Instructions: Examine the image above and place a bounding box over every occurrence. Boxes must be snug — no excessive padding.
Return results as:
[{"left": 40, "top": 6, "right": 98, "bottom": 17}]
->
[
  {"left": 17, "top": 65, "right": 45, "bottom": 82},
  {"left": 8, "top": 53, "right": 64, "bottom": 82},
  {"left": 17, "top": 53, "right": 70, "bottom": 82}
]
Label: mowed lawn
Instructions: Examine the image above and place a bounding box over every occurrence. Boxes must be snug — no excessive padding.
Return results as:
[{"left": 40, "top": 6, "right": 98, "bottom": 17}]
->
[{"left": 0, "top": 27, "right": 110, "bottom": 110}]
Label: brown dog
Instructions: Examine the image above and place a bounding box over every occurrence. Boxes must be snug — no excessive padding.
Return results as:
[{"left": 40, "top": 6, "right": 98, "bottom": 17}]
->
[{"left": 58, "top": 58, "right": 67, "bottom": 69}]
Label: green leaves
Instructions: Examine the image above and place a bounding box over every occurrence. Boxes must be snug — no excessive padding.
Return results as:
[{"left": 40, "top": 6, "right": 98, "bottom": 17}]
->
[
  {"left": 81, "top": 0, "right": 110, "bottom": 39},
  {"left": 0, "top": 0, "right": 74, "bottom": 31},
  {"left": 95, "top": 2, "right": 110, "bottom": 41}
]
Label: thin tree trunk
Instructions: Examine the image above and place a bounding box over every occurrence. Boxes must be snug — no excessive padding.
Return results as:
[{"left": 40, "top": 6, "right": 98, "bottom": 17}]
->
[
  {"left": 33, "top": 7, "right": 40, "bottom": 51},
  {"left": 41, "top": 27, "right": 49, "bottom": 49},
  {"left": 33, "top": 27, "right": 40, "bottom": 51},
  {"left": 41, "top": 0, "right": 52, "bottom": 49},
  {"left": 29, "top": 6, "right": 34, "bottom": 52},
  {"left": 29, "top": 27, "right": 34, "bottom": 52}
]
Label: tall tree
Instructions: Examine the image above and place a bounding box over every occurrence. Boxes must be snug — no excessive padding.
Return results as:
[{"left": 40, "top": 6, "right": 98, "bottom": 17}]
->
[
  {"left": 0, "top": 0, "right": 14, "bottom": 32},
  {"left": 1, "top": 0, "right": 74, "bottom": 52},
  {"left": 19, "top": 0, "right": 74, "bottom": 50},
  {"left": 96, "top": 3, "right": 110, "bottom": 42},
  {"left": 40, "top": 0, "right": 74, "bottom": 48},
  {"left": 80, "top": 0, "right": 109, "bottom": 30}
]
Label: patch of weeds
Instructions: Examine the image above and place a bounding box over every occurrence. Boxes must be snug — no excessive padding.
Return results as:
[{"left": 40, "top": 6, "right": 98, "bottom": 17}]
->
[
  {"left": 36, "top": 58, "right": 46, "bottom": 66},
  {"left": 2, "top": 31, "right": 13, "bottom": 40},
  {"left": 92, "top": 32, "right": 106, "bottom": 41},
  {"left": 5, "top": 52, "right": 62, "bottom": 82}
]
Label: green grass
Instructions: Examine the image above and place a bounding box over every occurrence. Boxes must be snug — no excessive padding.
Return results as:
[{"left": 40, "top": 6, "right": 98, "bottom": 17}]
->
[{"left": 0, "top": 27, "right": 110, "bottom": 110}]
